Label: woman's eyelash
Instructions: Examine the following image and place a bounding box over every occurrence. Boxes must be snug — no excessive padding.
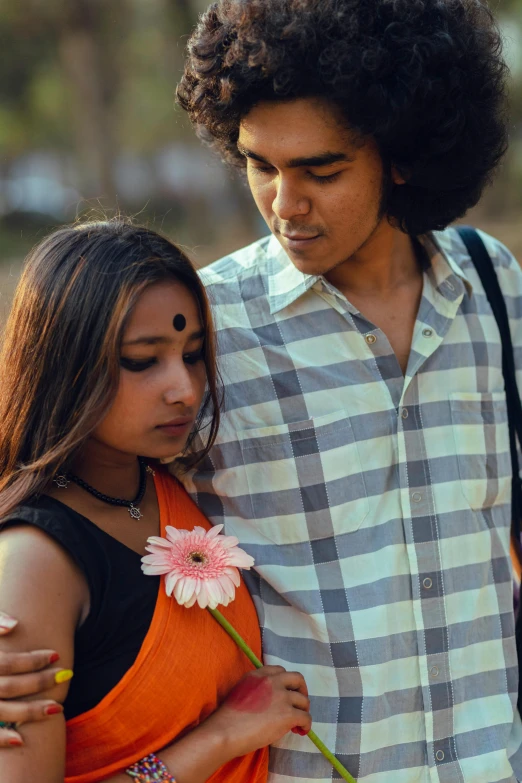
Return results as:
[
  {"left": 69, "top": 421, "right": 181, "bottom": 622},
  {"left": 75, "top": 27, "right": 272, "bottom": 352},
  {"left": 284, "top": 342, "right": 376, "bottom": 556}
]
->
[
  {"left": 183, "top": 349, "right": 205, "bottom": 365},
  {"left": 120, "top": 358, "right": 156, "bottom": 372},
  {"left": 119, "top": 348, "right": 205, "bottom": 372}
]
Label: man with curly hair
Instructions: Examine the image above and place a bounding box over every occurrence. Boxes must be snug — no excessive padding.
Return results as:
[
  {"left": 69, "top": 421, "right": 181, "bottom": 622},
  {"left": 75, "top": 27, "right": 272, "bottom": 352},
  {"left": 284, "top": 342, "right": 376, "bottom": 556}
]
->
[
  {"left": 176, "top": 1, "right": 522, "bottom": 781},
  {"left": 0, "top": 1, "right": 520, "bottom": 781}
]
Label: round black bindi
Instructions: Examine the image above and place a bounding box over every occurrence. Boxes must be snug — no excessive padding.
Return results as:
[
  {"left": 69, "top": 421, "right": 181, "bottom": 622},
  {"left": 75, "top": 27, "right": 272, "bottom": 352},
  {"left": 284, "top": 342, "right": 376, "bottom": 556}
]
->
[{"left": 173, "top": 314, "right": 186, "bottom": 332}]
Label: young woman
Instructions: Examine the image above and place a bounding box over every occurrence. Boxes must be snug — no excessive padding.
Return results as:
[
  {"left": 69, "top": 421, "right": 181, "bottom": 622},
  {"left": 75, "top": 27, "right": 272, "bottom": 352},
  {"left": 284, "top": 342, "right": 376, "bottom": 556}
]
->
[{"left": 0, "top": 221, "right": 311, "bottom": 782}]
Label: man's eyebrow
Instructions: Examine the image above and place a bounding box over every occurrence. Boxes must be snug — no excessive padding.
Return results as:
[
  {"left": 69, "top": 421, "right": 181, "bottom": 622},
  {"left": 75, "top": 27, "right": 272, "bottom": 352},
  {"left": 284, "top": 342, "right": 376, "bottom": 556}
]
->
[
  {"left": 237, "top": 146, "right": 352, "bottom": 168},
  {"left": 122, "top": 329, "right": 205, "bottom": 347}
]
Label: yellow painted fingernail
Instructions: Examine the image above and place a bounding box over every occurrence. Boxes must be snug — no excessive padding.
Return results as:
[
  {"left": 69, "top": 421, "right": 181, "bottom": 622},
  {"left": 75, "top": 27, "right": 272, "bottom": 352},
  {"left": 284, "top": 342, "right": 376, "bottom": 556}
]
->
[{"left": 54, "top": 669, "right": 73, "bottom": 684}]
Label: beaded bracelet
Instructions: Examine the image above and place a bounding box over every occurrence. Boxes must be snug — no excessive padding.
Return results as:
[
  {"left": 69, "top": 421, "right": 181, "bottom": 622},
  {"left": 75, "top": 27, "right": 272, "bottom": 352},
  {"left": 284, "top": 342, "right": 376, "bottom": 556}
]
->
[{"left": 126, "top": 753, "right": 177, "bottom": 782}]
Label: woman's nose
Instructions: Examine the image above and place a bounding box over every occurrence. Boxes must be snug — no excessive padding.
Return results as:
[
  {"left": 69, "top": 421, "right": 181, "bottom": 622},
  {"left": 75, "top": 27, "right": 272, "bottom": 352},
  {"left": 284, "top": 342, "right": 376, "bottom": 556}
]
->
[{"left": 163, "top": 365, "right": 198, "bottom": 407}]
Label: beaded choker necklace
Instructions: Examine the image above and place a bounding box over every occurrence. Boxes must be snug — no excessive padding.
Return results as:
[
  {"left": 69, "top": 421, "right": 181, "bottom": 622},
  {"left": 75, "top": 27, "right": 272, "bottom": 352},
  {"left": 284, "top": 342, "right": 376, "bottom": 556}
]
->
[{"left": 53, "top": 457, "right": 151, "bottom": 520}]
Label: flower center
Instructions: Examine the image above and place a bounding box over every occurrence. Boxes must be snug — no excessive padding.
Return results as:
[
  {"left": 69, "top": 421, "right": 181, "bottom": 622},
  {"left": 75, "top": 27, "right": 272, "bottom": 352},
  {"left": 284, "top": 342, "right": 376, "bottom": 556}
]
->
[{"left": 188, "top": 551, "right": 207, "bottom": 566}]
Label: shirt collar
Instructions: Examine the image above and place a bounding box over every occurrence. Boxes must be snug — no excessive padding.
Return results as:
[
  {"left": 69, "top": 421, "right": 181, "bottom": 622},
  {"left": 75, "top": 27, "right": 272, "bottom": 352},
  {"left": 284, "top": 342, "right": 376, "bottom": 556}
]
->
[
  {"left": 265, "top": 229, "right": 473, "bottom": 315},
  {"left": 419, "top": 230, "right": 474, "bottom": 300},
  {"left": 265, "top": 234, "right": 321, "bottom": 314}
]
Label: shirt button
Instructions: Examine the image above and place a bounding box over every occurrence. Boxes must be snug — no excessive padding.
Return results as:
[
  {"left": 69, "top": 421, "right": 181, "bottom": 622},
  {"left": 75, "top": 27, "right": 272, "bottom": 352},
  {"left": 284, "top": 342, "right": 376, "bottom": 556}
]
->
[
  {"left": 435, "top": 750, "right": 445, "bottom": 762},
  {"left": 430, "top": 666, "right": 439, "bottom": 678},
  {"left": 423, "top": 577, "right": 433, "bottom": 590},
  {"left": 411, "top": 492, "right": 422, "bottom": 503},
  {"left": 422, "top": 328, "right": 433, "bottom": 337},
  {"left": 401, "top": 408, "right": 409, "bottom": 419},
  {"left": 365, "top": 334, "right": 377, "bottom": 345}
]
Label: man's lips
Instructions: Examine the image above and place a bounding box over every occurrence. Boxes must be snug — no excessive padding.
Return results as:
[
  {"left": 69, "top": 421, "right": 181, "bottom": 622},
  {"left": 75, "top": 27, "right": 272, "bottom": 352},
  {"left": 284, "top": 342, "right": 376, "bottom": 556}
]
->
[
  {"left": 280, "top": 232, "right": 323, "bottom": 251},
  {"left": 282, "top": 232, "right": 320, "bottom": 241}
]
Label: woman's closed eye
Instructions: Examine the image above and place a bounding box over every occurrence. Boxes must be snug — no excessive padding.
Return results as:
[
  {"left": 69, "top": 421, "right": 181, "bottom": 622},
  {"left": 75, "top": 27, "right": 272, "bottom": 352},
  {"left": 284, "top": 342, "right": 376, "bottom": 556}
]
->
[
  {"left": 119, "top": 357, "right": 157, "bottom": 372},
  {"left": 183, "top": 348, "right": 205, "bottom": 366}
]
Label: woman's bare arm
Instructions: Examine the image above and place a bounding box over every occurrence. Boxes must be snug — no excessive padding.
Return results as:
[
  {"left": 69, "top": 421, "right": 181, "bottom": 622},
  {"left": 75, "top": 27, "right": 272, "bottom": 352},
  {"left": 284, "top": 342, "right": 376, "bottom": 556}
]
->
[{"left": 0, "top": 525, "right": 88, "bottom": 782}]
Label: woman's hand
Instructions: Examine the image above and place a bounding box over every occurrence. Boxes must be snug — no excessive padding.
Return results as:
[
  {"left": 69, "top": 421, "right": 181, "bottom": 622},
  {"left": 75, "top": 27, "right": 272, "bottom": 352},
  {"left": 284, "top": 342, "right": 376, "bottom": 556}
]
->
[
  {"left": 105, "top": 665, "right": 313, "bottom": 783},
  {"left": 0, "top": 612, "right": 64, "bottom": 748},
  {"left": 202, "top": 665, "right": 312, "bottom": 760}
]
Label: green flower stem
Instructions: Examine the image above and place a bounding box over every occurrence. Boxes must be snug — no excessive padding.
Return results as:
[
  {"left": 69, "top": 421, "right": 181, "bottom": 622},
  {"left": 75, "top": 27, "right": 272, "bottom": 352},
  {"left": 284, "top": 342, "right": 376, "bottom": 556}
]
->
[{"left": 208, "top": 608, "right": 356, "bottom": 783}]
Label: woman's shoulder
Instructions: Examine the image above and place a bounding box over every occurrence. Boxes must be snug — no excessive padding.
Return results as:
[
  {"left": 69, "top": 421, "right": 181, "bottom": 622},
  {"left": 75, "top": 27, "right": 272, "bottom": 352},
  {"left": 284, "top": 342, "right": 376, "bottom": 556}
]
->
[
  {"left": 2, "top": 494, "right": 104, "bottom": 556},
  {"left": 0, "top": 504, "right": 89, "bottom": 636},
  {"left": 0, "top": 495, "right": 112, "bottom": 602}
]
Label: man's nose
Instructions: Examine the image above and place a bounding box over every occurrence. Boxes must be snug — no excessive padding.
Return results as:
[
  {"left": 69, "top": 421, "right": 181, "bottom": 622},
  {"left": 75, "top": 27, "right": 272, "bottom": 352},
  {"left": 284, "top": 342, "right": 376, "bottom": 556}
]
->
[{"left": 272, "top": 176, "right": 311, "bottom": 221}]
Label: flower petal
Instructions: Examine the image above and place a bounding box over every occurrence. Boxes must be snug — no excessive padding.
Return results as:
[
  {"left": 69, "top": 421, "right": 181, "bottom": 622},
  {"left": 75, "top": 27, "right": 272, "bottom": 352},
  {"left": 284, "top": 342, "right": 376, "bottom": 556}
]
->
[
  {"left": 173, "top": 578, "right": 186, "bottom": 604},
  {"left": 165, "top": 571, "right": 180, "bottom": 597},
  {"left": 206, "top": 524, "right": 224, "bottom": 539},
  {"left": 164, "top": 526, "right": 184, "bottom": 541},
  {"left": 206, "top": 578, "right": 224, "bottom": 609},
  {"left": 142, "top": 552, "right": 171, "bottom": 565},
  {"left": 219, "top": 535, "right": 240, "bottom": 549},
  {"left": 227, "top": 550, "right": 255, "bottom": 569},
  {"left": 224, "top": 567, "right": 241, "bottom": 588},
  {"left": 220, "top": 574, "right": 237, "bottom": 601},
  {"left": 142, "top": 563, "right": 172, "bottom": 576},
  {"left": 145, "top": 536, "right": 173, "bottom": 548},
  {"left": 179, "top": 578, "right": 198, "bottom": 606},
  {"left": 196, "top": 584, "right": 210, "bottom": 609}
]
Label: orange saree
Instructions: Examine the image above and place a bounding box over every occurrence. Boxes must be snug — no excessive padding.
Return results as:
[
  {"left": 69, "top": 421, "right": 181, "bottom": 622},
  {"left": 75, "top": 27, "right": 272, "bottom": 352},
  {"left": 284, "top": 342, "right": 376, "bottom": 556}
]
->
[{"left": 65, "top": 469, "right": 268, "bottom": 783}]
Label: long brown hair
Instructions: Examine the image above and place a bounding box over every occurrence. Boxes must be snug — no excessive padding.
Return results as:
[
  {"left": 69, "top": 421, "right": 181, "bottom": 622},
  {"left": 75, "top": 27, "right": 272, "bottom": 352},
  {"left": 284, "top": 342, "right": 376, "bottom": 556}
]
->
[{"left": 0, "top": 220, "right": 221, "bottom": 518}]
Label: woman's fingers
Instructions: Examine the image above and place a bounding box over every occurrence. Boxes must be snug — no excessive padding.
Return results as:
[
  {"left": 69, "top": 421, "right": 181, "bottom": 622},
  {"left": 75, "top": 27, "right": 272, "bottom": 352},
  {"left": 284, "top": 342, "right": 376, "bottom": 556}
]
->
[
  {"left": 0, "top": 612, "right": 18, "bottom": 635},
  {"left": 0, "top": 727, "right": 23, "bottom": 748},
  {"left": 0, "top": 649, "right": 60, "bottom": 676},
  {"left": 0, "top": 668, "right": 69, "bottom": 699},
  {"left": 0, "top": 698, "right": 63, "bottom": 725},
  {"left": 290, "top": 705, "right": 313, "bottom": 736},
  {"left": 290, "top": 691, "right": 310, "bottom": 712},
  {"left": 257, "top": 665, "right": 286, "bottom": 676},
  {"left": 279, "top": 670, "right": 309, "bottom": 698}
]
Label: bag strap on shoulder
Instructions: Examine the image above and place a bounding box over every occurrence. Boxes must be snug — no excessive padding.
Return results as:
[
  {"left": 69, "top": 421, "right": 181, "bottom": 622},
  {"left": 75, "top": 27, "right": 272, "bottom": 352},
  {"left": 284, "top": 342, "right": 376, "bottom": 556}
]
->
[{"left": 456, "top": 226, "right": 522, "bottom": 544}]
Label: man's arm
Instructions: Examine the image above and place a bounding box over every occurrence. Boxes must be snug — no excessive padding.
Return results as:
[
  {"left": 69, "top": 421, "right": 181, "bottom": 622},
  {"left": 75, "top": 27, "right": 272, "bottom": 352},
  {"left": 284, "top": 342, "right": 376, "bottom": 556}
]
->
[{"left": 0, "top": 615, "right": 66, "bottom": 747}]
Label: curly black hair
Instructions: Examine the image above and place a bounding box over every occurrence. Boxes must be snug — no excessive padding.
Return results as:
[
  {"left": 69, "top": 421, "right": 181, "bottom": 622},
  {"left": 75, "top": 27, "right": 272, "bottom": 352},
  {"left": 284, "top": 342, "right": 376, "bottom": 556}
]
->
[{"left": 177, "top": 0, "right": 509, "bottom": 235}]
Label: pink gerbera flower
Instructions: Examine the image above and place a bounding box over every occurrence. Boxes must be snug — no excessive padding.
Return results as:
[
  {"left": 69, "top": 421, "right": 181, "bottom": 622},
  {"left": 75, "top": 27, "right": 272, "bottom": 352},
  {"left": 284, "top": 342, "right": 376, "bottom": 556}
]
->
[{"left": 141, "top": 525, "right": 254, "bottom": 610}]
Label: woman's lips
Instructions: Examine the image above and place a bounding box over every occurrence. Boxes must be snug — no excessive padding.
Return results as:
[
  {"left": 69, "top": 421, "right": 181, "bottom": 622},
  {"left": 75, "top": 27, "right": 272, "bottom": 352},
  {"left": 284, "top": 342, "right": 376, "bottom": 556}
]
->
[{"left": 156, "top": 418, "right": 193, "bottom": 437}]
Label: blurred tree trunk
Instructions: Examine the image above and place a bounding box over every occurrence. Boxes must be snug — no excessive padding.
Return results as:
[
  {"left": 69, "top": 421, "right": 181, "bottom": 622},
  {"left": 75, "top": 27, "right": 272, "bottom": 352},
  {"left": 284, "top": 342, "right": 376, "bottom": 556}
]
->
[{"left": 55, "top": 0, "right": 126, "bottom": 203}]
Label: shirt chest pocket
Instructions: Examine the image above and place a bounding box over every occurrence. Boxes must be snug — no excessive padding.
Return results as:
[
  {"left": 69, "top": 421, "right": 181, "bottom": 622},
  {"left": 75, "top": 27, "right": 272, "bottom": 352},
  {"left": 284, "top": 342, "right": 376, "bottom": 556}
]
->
[
  {"left": 237, "top": 410, "right": 369, "bottom": 545},
  {"left": 449, "top": 391, "right": 511, "bottom": 511}
]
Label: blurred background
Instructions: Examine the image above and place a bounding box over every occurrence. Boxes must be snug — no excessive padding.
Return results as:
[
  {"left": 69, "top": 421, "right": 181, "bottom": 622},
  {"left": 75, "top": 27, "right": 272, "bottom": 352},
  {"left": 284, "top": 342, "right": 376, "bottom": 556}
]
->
[{"left": 0, "top": 0, "right": 521, "bottom": 321}]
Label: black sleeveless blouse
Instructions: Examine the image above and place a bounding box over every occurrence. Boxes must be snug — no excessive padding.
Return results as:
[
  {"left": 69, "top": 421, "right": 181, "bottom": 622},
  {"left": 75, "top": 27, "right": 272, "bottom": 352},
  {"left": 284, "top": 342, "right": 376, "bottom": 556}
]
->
[{"left": 0, "top": 495, "right": 159, "bottom": 719}]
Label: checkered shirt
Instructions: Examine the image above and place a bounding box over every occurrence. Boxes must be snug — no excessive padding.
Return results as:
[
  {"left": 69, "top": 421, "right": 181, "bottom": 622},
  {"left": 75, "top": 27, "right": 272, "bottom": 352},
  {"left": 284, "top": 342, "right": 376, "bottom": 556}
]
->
[{"left": 180, "top": 227, "right": 522, "bottom": 783}]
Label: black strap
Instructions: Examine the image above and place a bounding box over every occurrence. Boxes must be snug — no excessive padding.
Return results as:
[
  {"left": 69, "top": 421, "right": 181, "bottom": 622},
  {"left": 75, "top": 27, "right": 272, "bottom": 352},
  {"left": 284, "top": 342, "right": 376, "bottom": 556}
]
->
[{"left": 456, "top": 226, "right": 522, "bottom": 546}]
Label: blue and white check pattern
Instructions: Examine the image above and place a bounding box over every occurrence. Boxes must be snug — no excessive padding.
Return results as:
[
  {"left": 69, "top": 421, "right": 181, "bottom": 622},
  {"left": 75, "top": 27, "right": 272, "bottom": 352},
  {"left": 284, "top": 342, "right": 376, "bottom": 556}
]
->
[{"left": 180, "top": 227, "right": 522, "bottom": 782}]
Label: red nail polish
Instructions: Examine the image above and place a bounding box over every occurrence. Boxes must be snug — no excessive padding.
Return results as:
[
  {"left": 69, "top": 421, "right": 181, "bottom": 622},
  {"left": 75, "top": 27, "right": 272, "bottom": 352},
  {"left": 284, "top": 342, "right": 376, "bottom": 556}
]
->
[
  {"left": 49, "top": 653, "right": 60, "bottom": 664},
  {"left": 291, "top": 727, "right": 308, "bottom": 736},
  {"left": 9, "top": 739, "right": 22, "bottom": 746},
  {"left": 44, "top": 705, "right": 63, "bottom": 716}
]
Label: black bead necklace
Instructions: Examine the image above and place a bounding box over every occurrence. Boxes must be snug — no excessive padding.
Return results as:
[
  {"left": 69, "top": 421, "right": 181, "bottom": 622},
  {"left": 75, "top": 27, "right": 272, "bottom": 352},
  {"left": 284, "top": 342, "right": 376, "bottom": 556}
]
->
[{"left": 53, "top": 457, "right": 149, "bottom": 520}]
